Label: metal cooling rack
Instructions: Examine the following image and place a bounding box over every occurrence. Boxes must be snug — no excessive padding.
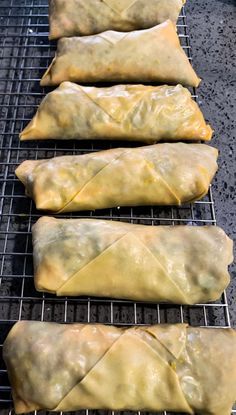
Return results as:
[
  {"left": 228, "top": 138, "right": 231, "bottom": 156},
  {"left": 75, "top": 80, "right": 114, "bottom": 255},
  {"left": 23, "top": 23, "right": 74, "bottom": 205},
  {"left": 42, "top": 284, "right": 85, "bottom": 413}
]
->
[{"left": 0, "top": 1, "right": 234, "bottom": 414}]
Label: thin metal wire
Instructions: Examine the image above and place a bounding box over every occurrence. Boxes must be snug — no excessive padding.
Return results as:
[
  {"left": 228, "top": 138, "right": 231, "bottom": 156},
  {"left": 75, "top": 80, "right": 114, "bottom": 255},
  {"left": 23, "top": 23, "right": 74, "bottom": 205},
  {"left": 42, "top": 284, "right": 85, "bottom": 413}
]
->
[{"left": 0, "top": 1, "right": 233, "bottom": 414}]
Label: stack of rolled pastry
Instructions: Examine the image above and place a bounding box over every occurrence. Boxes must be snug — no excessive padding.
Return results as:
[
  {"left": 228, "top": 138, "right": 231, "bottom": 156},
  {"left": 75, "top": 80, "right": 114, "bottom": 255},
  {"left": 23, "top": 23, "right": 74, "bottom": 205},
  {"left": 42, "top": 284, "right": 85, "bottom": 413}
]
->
[
  {"left": 41, "top": 20, "right": 200, "bottom": 87},
  {"left": 20, "top": 83, "right": 213, "bottom": 142},
  {"left": 32, "top": 217, "right": 233, "bottom": 303},
  {"left": 15, "top": 143, "right": 218, "bottom": 212},
  {"left": 6, "top": 2, "right": 234, "bottom": 414},
  {"left": 3, "top": 321, "right": 236, "bottom": 414},
  {"left": 49, "top": 0, "right": 186, "bottom": 38}
]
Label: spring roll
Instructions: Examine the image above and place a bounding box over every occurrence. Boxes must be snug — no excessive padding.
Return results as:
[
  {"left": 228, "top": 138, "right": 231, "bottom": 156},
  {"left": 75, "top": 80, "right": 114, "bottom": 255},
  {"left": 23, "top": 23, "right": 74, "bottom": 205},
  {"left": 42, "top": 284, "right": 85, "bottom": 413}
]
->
[
  {"left": 4, "top": 321, "right": 236, "bottom": 414},
  {"left": 20, "top": 83, "right": 213, "bottom": 142},
  {"left": 41, "top": 20, "right": 200, "bottom": 87},
  {"left": 49, "top": 0, "right": 186, "bottom": 39},
  {"left": 15, "top": 143, "right": 218, "bottom": 213},
  {"left": 32, "top": 218, "right": 233, "bottom": 303}
]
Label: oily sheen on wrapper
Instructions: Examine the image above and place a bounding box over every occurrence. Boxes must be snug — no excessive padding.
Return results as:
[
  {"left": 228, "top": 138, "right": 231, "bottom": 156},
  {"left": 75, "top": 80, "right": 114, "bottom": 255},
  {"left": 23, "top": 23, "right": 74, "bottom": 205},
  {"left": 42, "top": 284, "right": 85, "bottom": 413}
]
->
[
  {"left": 32, "top": 218, "right": 233, "bottom": 304},
  {"left": 20, "top": 83, "right": 213, "bottom": 142},
  {"left": 41, "top": 21, "right": 200, "bottom": 87},
  {"left": 15, "top": 143, "right": 218, "bottom": 213},
  {"left": 49, "top": 0, "right": 186, "bottom": 39},
  {"left": 3, "top": 322, "right": 236, "bottom": 414}
]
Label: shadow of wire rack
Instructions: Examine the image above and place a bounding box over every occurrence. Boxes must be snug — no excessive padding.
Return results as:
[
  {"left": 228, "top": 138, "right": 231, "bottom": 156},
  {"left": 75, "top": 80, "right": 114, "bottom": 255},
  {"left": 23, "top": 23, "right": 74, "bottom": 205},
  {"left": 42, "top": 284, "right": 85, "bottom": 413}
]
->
[{"left": 0, "top": 1, "right": 234, "bottom": 415}]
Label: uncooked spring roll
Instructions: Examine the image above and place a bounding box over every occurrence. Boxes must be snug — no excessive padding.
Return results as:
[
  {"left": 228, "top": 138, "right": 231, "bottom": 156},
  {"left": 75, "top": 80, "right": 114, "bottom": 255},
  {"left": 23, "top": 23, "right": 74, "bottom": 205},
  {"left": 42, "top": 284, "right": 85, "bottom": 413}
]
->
[
  {"left": 15, "top": 143, "right": 218, "bottom": 213},
  {"left": 41, "top": 20, "right": 200, "bottom": 87},
  {"left": 49, "top": 0, "right": 186, "bottom": 39},
  {"left": 20, "top": 83, "right": 213, "bottom": 142},
  {"left": 32, "top": 217, "right": 233, "bottom": 304},
  {"left": 4, "top": 321, "right": 236, "bottom": 414}
]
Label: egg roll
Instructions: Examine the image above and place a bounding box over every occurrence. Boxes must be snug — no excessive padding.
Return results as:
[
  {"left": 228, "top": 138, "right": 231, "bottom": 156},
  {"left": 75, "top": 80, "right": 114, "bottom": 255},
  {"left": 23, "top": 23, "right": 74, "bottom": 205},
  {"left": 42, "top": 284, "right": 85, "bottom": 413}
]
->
[
  {"left": 20, "top": 83, "right": 213, "bottom": 142},
  {"left": 4, "top": 321, "right": 236, "bottom": 414},
  {"left": 49, "top": 0, "right": 186, "bottom": 39},
  {"left": 41, "top": 20, "right": 200, "bottom": 87},
  {"left": 32, "top": 217, "right": 233, "bottom": 303},
  {"left": 15, "top": 143, "right": 218, "bottom": 213}
]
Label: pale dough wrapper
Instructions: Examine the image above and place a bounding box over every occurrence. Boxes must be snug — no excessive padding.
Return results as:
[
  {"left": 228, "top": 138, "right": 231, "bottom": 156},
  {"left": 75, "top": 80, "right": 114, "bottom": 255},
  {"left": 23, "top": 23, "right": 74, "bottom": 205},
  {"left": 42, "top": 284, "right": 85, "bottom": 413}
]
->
[
  {"left": 20, "top": 83, "right": 213, "bottom": 142},
  {"left": 49, "top": 0, "right": 186, "bottom": 39},
  {"left": 3, "top": 321, "right": 236, "bottom": 414},
  {"left": 15, "top": 143, "right": 218, "bottom": 213},
  {"left": 41, "top": 21, "right": 201, "bottom": 87},
  {"left": 32, "top": 217, "right": 233, "bottom": 304}
]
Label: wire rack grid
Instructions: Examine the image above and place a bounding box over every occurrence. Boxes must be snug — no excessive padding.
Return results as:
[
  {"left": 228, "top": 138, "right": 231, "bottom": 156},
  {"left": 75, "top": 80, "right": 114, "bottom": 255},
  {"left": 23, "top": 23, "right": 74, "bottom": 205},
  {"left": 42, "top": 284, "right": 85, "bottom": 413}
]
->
[{"left": 0, "top": 1, "right": 234, "bottom": 414}]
